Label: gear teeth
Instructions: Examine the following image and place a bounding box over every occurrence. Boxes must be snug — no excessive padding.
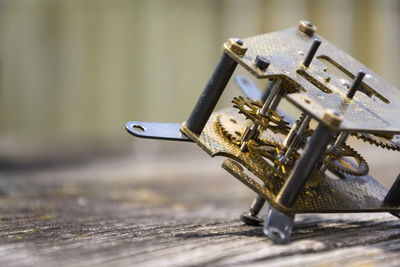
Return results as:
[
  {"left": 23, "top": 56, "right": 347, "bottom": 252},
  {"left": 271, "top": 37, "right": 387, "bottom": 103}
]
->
[
  {"left": 326, "top": 143, "right": 369, "bottom": 176},
  {"left": 351, "top": 132, "right": 400, "bottom": 151},
  {"left": 231, "top": 96, "right": 291, "bottom": 135}
]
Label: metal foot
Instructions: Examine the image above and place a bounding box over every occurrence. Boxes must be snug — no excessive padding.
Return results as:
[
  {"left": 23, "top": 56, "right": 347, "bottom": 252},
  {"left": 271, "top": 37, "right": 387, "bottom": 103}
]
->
[
  {"left": 240, "top": 212, "right": 264, "bottom": 226},
  {"left": 263, "top": 204, "right": 294, "bottom": 244},
  {"left": 240, "top": 194, "right": 266, "bottom": 226}
]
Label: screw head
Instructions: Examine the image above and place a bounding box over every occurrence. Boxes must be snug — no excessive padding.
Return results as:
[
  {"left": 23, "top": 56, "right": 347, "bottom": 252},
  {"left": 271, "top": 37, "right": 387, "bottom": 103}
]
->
[
  {"left": 225, "top": 38, "right": 248, "bottom": 56},
  {"left": 298, "top": 20, "right": 317, "bottom": 37},
  {"left": 323, "top": 109, "right": 343, "bottom": 128},
  {"left": 255, "top": 55, "right": 270, "bottom": 70}
]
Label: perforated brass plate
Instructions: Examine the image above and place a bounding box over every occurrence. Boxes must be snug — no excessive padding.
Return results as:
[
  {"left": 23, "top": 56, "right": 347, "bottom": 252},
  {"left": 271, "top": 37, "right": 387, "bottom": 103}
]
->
[
  {"left": 181, "top": 110, "right": 400, "bottom": 214},
  {"left": 224, "top": 27, "right": 400, "bottom": 134}
]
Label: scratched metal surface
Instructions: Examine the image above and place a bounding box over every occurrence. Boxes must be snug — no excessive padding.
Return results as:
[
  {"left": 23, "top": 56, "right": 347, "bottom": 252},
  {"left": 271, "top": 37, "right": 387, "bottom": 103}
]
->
[
  {"left": 181, "top": 110, "right": 400, "bottom": 214},
  {"left": 224, "top": 27, "right": 400, "bottom": 134}
]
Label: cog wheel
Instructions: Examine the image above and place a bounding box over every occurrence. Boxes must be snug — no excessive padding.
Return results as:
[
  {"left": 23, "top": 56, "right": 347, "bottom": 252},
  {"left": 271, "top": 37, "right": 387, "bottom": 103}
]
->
[
  {"left": 215, "top": 112, "right": 287, "bottom": 145},
  {"left": 232, "top": 96, "right": 290, "bottom": 134},
  {"left": 247, "top": 140, "right": 286, "bottom": 179},
  {"left": 352, "top": 132, "right": 400, "bottom": 151},
  {"left": 247, "top": 140, "right": 321, "bottom": 187},
  {"left": 215, "top": 113, "right": 251, "bottom": 144},
  {"left": 326, "top": 143, "right": 369, "bottom": 176}
]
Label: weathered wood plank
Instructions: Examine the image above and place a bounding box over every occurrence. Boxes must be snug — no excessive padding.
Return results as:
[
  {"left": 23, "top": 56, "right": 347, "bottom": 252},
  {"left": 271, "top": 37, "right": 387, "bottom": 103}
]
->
[{"left": 0, "top": 151, "right": 400, "bottom": 266}]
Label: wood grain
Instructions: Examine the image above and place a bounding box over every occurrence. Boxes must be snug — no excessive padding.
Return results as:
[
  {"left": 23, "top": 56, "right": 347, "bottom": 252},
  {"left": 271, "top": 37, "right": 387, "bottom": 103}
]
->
[{"left": 0, "top": 149, "right": 400, "bottom": 267}]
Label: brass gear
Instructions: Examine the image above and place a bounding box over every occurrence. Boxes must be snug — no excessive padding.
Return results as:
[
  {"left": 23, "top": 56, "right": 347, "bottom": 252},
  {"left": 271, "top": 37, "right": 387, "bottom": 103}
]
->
[
  {"left": 215, "top": 113, "right": 251, "bottom": 144},
  {"left": 247, "top": 140, "right": 286, "bottom": 179},
  {"left": 215, "top": 113, "right": 287, "bottom": 145},
  {"left": 351, "top": 132, "right": 400, "bottom": 151},
  {"left": 247, "top": 140, "right": 320, "bottom": 187},
  {"left": 326, "top": 144, "right": 369, "bottom": 177},
  {"left": 232, "top": 96, "right": 290, "bottom": 134}
]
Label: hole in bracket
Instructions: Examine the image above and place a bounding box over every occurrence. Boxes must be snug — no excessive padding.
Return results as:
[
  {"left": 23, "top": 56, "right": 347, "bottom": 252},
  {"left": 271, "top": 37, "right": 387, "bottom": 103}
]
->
[
  {"left": 132, "top": 124, "right": 146, "bottom": 132},
  {"left": 269, "top": 227, "right": 285, "bottom": 240}
]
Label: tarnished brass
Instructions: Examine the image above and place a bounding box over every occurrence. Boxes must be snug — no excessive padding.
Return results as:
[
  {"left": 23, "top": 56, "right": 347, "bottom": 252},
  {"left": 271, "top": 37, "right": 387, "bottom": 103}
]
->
[
  {"left": 181, "top": 109, "right": 397, "bottom": 213},
  {"left": 127, "top": 21, "right": 400, "bottom": 242},
  {"left": 222, "top": 27, "right": 400, "bottom": 134},
  {"left": 224, "top": 38, "right": 248, "bottom": 57},
  {"left": 298, "top": 20, "right": 317, "bottom": 37},
  {"left": 179, "top": 23, "right": 400, "bottom": 214}
]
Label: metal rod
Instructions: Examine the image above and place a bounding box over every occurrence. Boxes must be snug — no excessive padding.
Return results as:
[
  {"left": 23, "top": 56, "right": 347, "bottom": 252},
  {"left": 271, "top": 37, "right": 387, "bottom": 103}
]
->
[
  {"left": 277, "top": 123, "right": 335, "bottom": 207},
  {"left": 259, "top": 79, "right": 282, "bottom": 115},
  {"left": 261, "top": 80, "right": 274, "bottom": 103},
  {"left": 282, "top": 115, "right": 311, "bottom": 160},
  {"left": 385, "top": 174, "right": 400, "bottom": 205},
  {"left": 239, "top": 123, "right": 259, "bottom": 152},
  {"left": 186, "top": 52, "right": 238, "bottom": 135},
  {"left": 334, "top": 132, "right": 349, "bottom": 147},
  {"left": 303, "top": 39, "right": 321, "bottom": 68},
  {"left": 269, "top": 91, "right": 283, "bottom": 111},
  {"left": 250, "top": 195, "right": 266, "bottom": 216},
  {"left": 347, "top": 71, "right": 366, "bottom": 99},
  {"left": 319, "top": 131, "right": 349, "bottom": 174}
]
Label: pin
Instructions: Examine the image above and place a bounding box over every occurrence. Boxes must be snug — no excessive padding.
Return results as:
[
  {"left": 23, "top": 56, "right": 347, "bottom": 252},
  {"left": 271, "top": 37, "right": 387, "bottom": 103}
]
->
[
  {"left": 303, "top": 39, "right": 321, "bottom": 68},
  {"left": 347, "top": 71, "right": 366, "bottom": 99}
]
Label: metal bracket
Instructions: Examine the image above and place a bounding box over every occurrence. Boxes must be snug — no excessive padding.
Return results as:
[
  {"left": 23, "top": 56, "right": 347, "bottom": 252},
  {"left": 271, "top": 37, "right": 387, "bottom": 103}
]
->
[
  {"left": 125, "top": 121, "right": 192, "bottom": 142},
  {"left": 263, "top": 204, "right": 294, "bottom": 244}
]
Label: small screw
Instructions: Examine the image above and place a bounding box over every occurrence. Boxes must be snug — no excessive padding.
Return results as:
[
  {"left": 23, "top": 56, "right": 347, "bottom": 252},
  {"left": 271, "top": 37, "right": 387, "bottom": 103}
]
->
[
  {"left": 255, "top": 55, "right": 270, "bottom": 70},
  {"left": 225, "top": 38, "right": 248, "bottom": 56},
  {"left": 298, "top": 20, "right": 317, "bottom": 36},
  {"left": 235, "top": 39, "right": 243, "bottom": 45}
]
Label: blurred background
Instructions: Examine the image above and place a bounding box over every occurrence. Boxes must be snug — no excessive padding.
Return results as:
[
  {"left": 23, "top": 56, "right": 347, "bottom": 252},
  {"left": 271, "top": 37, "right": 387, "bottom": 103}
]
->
[{"left": 0, "top": 0, "right": 399, "bottom": 186}]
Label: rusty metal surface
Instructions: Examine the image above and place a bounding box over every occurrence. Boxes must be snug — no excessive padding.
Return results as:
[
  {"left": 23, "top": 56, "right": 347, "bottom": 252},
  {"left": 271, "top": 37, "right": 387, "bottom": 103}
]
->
[
  {"left": 223, "top": 27, "right": 400, "bottom": 134},
  {"left": 181, "top": 110, "right": 400, "bottom": 214}
]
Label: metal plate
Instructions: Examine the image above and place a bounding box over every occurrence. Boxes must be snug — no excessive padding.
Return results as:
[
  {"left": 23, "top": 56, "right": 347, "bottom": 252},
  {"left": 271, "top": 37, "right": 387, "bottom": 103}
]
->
[
  {"left": 126, "top": 121, "right": 192, "bottom": 142},
  {"left": 181, "top": 110, "right": 400, "bottom": 214},
  {"left": 224, "top": 27, "right": 400, "bottom": 134}
]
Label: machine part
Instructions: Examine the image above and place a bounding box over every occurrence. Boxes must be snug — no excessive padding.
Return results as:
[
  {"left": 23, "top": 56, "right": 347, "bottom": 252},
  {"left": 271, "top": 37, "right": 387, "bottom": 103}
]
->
[
  {"left": 225, "top": 38, "right": 248, "bottom": 56},
  {"left": 298, "top": 20, "right": 317, "bottom": 37},
  {"left": 126, "top": 121, "right": 192, "bottom": 142},
  {"left": 182, "top": 110, "right": 398, "bottom": 213},
  {"left": 277, "top": 110, "right": 341, "bottom": 208},
  {"left": 264, "top": 204, "right": 294, "bottom": 244},
  {"left": 234, "top": 75, "right": 298, "bottom": 126},
  {"left": 259, "top": 79, "right": 283, "bottom": 115},
  {"left": 255, "top": 55, "right": 270, "bottom": 70},
  {"left": 261, "top": 80, "right": 275, "bottom": 103},
  {"left": 232, "top": 96, "right": 290, "bottom": 134},
  {"left": 239, "top": 124, "right": 260, "bottom": 152},
  {"left": 215, "top": 111, "right": 287, "bottom": 148},
  {"left": 347, "top": 71, "right": 366, "bottom": 99},
  {"left": 240, "top": 212, "right": 264, "bottom": 226},
  {"left": 240, "top": 194, "right": 266, "bottom": 226},
  {"left": 303, "top": 39, "right": 321, "bottom": 68},
  {"left": 186, "top": 49, "right": 240, "bottom": 135},
  {"left": 127, "top": 21, "right": 400, "bottom": 244},
  {"left": 217, "top": 107, "right": 368, "bottom": 179},
  {"left": 352, "top": 132, "right": 400, "bottom": 151},
  {"left": 216, "top": 113, "right": 251, "bottom": 144},
  {"left": 326, "top": 143, "right": 369, "bottom": 176},
  {"left": 248, "top": 140, "right": 288, "bottom": 178},
  {"left": 282, "top": 114, "right": 311, "bottom": 153},
  {"left": 223, "top": 26, "right": 400, "bottom": 133}
]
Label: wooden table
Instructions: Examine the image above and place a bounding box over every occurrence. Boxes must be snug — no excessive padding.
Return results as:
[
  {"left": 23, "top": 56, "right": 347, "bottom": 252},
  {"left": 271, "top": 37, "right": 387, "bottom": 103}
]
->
[{"left": 1, "top": 142, "right": 400, "bottom": 266}]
